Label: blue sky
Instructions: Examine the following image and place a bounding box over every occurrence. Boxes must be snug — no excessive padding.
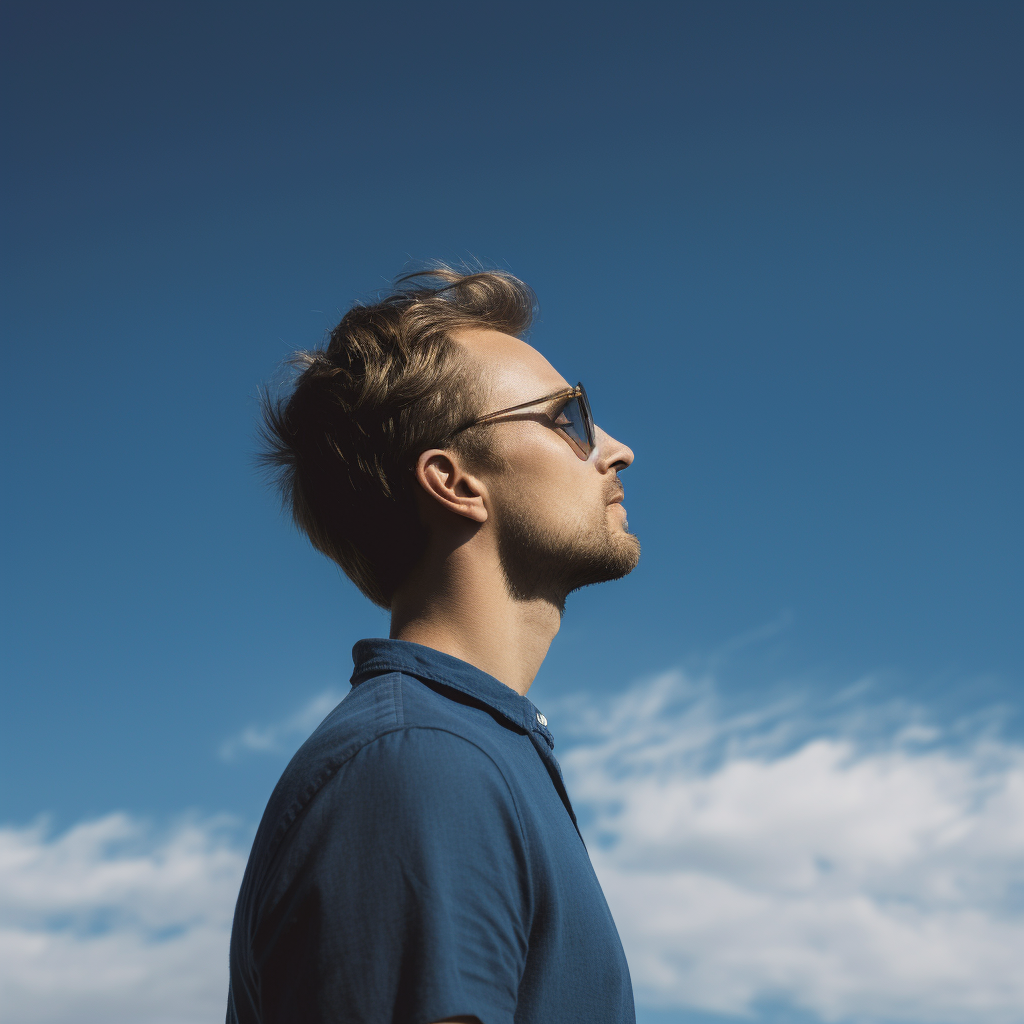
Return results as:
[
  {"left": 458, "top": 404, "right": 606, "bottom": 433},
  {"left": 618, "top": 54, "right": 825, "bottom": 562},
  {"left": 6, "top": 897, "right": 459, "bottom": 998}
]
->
[{"left": 1, "top": 3, "right": 1021, "bottom": 1022}]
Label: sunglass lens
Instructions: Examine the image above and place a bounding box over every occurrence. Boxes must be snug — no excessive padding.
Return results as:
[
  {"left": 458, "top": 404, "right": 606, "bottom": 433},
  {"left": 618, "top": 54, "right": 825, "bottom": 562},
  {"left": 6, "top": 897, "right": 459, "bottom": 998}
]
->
[
  {"left": 577, "top": 384, "right": 595, "bottom": 448},
  {"left": 556, "top": 388, "right": 594, "bottom": 460}
]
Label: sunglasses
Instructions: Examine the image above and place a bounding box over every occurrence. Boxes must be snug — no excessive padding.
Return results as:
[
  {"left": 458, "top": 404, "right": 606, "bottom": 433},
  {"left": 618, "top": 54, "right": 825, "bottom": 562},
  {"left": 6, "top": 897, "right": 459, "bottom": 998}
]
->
[{"left": 451, "top": 382, "right": 596, "bottom": 461}]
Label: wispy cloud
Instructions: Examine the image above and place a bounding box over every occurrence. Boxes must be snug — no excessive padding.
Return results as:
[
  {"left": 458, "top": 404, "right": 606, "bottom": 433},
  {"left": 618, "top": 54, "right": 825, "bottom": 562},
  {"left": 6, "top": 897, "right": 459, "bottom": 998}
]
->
[
  {"left": 218, "top": 689, "right": 343, "bottom": 761},
  {"left": 0, "top": 814, "right": 246, "bottom": 1024},
  {"left": 556, "top": 671, "right": 1024, "bottom": 1024}
]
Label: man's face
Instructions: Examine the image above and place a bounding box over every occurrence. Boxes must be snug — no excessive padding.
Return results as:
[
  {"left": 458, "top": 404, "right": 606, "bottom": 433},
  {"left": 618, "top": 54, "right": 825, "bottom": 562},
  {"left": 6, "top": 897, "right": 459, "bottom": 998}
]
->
[{"left": 454, "top": 328, "right": 640, "bottom": 609}]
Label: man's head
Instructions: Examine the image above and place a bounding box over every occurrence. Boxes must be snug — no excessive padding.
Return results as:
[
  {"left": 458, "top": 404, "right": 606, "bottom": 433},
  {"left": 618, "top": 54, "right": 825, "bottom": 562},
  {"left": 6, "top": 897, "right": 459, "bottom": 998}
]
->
[{"left": 261, "top": 267, "right": 639, "bottom": 610}]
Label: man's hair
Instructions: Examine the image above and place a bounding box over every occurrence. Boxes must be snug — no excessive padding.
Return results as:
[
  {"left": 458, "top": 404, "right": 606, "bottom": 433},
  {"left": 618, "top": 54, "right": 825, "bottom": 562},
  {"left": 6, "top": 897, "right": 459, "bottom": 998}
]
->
[{"left": 260, "top": 266, "right": 537, "bottom": 608}]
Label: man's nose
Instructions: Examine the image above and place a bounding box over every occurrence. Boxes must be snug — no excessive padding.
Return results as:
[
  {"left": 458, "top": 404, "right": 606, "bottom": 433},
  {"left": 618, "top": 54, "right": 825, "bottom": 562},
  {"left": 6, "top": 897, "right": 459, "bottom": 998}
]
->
[{"left": 594, "top": 426, "right": 634, "bottom": 472}]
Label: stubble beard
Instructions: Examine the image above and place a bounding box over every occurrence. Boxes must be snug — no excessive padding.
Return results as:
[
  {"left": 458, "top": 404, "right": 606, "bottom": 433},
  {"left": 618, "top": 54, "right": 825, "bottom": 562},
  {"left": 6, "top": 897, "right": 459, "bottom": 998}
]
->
[{"left": 494, "top": 499, "right": 641, "bottom": 615}]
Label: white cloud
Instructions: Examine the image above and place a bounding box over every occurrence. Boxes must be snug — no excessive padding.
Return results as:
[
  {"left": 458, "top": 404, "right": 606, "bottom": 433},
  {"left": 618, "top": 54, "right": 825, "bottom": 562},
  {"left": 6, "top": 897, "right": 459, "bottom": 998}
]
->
[
  {"left": 4, "top": 676, "right": 1023, "bottom": 1024},
  {"left": 219, "top": 689, "right": 343, "bottom": 760},
  {"left": 556, "top": 672, "right": 1024, "bottom": 1024},
  {"left": 0, "top": 814, "right": 246, "bottom": 1024}
]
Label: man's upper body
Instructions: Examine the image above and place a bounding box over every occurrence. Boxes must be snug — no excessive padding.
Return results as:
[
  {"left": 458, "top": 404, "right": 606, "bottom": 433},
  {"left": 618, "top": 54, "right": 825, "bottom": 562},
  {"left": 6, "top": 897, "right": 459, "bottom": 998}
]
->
[
  {"left": 227, "top": 638, "right": 634, "bottom": 1024},
  {"left": 229, "top": 267, "right": 640, "bottom": 1022}
]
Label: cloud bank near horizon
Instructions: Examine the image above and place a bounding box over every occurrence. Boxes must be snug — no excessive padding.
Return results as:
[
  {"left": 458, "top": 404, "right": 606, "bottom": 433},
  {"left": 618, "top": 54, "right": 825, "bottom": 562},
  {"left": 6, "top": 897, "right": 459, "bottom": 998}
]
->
[
  {"left": 558, "top": 671, "right": 1024, "bottom": 1023},
  {"left": 0, "top": 813, "right": 245, "bottom": 1024},
  {"left": 2, "top": 673, "right": 1023, "bottom": 1024}
]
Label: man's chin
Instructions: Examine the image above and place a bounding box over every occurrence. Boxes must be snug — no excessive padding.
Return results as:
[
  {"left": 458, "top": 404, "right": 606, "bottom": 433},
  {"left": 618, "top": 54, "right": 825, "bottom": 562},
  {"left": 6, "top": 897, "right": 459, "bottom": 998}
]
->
[
  {"left": 611, "top": 531, "right": 641, "bottom": 578},
  {"left": 570, "top": 531, "right": 641, "bottom": 591}
]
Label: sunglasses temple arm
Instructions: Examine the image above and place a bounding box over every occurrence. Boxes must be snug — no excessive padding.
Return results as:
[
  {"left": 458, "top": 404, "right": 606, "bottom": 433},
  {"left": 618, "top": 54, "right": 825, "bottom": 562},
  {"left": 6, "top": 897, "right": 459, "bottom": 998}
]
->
[{"left": 473, "top": 387, "right": 580, "bottom": 425}]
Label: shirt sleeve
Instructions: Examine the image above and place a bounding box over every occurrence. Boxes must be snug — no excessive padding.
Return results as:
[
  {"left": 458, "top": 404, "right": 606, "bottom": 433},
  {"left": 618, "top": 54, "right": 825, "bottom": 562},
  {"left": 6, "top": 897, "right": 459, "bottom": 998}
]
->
[{"left": 252, "top": 727, "right": 532, "bottom": 1024}]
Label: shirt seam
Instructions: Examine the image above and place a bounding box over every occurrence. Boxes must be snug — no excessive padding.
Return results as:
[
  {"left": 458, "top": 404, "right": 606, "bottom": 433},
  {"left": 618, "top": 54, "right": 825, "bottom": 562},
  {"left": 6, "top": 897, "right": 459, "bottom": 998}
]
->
[{"left": 392, "top": 672, "right": 405, "bottom": 726}]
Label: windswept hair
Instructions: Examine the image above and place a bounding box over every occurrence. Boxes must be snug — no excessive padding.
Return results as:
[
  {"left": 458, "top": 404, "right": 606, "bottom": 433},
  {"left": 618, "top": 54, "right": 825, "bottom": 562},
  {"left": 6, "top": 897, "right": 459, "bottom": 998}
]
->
[{"left": 259, "top": 266, "right": 537, "bottom": 607}]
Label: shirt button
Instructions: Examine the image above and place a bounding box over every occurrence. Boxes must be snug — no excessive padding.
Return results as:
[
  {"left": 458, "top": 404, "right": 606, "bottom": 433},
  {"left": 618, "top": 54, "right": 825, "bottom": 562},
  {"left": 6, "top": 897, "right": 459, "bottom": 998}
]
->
[{"left": 536, "top": 712, "right": 547, "bottom": 726}]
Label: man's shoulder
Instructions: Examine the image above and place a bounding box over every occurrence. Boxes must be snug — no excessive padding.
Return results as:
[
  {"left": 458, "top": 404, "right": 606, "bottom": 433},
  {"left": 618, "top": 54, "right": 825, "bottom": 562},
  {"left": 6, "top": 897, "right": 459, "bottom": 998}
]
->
[{"left": 250, "top": 671, "right": 519, "bottom": 860}]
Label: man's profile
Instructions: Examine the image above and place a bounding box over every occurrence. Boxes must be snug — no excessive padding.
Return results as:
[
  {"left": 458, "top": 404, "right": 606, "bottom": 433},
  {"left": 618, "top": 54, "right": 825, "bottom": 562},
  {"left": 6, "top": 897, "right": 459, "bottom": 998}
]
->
[{"left": 227, "top": 267, "right": 640, "bottom": 1023}]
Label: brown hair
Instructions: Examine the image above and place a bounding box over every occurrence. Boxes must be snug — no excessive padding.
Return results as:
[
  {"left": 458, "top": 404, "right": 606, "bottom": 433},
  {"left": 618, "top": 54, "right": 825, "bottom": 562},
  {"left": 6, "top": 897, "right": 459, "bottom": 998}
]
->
[{"left": 259, "top": 266, "right": 537, "bottom": 608}]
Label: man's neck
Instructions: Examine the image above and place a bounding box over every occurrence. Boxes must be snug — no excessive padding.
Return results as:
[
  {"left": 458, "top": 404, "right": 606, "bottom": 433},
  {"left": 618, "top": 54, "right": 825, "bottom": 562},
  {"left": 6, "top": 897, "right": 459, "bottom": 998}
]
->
[{"left": 389, "top": 542, "right": 560, "bottom": 697}]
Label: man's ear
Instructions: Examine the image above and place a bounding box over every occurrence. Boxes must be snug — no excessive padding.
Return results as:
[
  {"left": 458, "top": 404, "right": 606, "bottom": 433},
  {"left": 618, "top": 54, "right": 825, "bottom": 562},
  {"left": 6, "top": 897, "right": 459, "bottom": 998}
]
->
[{"left": 414, "top": 449, "right": 489, "bottom": 524}]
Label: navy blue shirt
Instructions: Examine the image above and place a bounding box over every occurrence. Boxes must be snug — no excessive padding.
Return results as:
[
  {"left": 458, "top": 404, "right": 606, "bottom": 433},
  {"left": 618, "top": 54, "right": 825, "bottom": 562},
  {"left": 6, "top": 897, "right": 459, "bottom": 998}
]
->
[{"left": 227, "top": 638, "right": 635, "bottom": 1024}]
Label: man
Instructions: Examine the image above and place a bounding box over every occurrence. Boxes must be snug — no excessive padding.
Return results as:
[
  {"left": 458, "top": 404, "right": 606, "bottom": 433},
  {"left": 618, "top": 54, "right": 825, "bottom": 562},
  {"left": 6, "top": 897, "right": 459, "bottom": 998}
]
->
[{"left": 228, "top": 267, "right": 640, "bottom": 1024}]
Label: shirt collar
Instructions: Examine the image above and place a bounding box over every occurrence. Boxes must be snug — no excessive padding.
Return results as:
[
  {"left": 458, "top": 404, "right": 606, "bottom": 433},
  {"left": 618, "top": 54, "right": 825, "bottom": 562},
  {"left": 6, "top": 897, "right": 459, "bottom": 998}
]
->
[{"left": 350, "top": 637, "right": 554, "bottom": 745}]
